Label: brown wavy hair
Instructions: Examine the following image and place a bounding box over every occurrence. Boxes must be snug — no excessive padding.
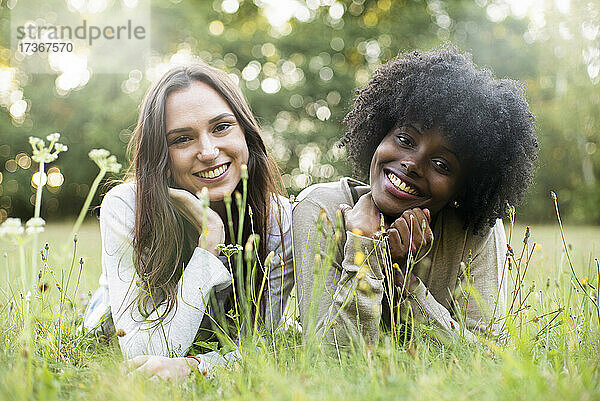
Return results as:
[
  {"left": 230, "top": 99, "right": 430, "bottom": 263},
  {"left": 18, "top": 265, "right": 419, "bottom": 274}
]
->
[{"left": 125, "top": 64, "right": 284, "bottom": 323}]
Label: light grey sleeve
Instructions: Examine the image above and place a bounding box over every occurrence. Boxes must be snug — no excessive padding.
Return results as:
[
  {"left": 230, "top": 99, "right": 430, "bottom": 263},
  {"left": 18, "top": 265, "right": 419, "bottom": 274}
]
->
[
  {"left": 406, "top": 219, "right": 508, "bottom": 341},
  {"left": 100, "top": 191, "right": 231, "bottom": 359},
  {"left": 263, "top": 195, "right": 295, "bottom": 333},
  {"left": 293, "top": 197, "right": 384, "bottom": 346}
]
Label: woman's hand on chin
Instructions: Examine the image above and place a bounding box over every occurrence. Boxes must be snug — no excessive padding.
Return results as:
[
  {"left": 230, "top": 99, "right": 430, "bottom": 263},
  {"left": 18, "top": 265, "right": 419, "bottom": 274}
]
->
[
  {"left": 126, "top": 355, "right": 198, "bottom": 381},
  {"left": 386, "top": 207, "right": 432, "bottom": 263},
  {"left": 168, "top": 188, "right": 225, "bottom": 256},
  {"left": 340, "top": 193, "right": 383, "bottom": 238}
]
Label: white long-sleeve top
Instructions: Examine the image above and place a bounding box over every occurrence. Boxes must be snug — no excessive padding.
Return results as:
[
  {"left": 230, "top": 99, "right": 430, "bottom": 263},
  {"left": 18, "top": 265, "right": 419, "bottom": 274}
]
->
[{"left": 84, "top": 182, "right": 294, "bottom": 359}]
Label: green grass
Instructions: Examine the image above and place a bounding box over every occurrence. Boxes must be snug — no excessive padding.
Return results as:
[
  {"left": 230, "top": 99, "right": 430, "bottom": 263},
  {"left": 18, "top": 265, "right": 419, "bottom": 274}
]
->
[{"left": 0, "top": 220, "right": 599, "bottom": 400}]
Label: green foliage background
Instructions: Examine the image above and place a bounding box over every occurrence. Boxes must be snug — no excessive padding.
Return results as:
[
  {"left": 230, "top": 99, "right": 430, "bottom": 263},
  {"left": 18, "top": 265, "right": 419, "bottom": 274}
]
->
[{"left": 0, "top": 0, "right": 598, "bottom": 223}]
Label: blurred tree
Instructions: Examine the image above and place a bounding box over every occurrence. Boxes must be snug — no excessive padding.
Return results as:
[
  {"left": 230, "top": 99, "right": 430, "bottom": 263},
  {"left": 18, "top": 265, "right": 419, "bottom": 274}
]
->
[{"left": 0, "top": 0, "right": 598, "bottom": 224}]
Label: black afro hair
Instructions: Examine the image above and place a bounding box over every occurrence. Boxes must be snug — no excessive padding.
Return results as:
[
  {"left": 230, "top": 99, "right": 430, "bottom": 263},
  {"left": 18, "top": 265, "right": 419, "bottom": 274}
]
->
[{"left": 341, "top": 44, "right": 539, "bottom": 233}]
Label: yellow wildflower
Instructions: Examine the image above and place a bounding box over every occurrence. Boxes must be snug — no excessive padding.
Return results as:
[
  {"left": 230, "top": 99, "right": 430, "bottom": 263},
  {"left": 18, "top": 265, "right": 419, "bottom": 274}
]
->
[{"left": 354, "top": 251, "right": 365, "bottom": 266}]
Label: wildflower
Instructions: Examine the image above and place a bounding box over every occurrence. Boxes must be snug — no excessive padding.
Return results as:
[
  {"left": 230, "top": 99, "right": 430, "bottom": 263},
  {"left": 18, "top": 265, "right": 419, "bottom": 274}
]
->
[
  {"left": 318, "top": 208, "right": 327, "bottom": 222},
  {"left": 357, "top": 269, "right": 365, "bottom": 281},
  {"left": 46, "top": 132, "right": 60, "bottom": 142},
  {"left": 264, "top": 250, "right": 275, "bottom": 267},
  {"left": 351, "top": 228, "right": 363, "bottom": 237},
  {"left": 0, "top": 218, "right": 24, "bottom": 237},
  {"left": 358, "top": 279, "right": 370, "bottom": 292},
  {"left": 581, "top": 277, "right": 588, "bottom": 287},
  {"left": 88, "top": 149, "right": 122, "bottom": 173},
  {"left": 29, "top": 134, "right": 67, "bottom": 163},
  {"left": 196, "top": 186, "right": 210, "bottom": 209},
  {"left": 25, "top": 217, "right": 45, "bottom": 235},
  {"left": 354, "top": 251, "right": 365, "bottom": 266},
  {"left": 116, "top": 329, "right": 126, "bottom": 337},
  {"left": 217, "top": 244, "right": 243, "bottom": 258},
  {"left": 24, "top": 291, "right": 31, "bottom": 302}
]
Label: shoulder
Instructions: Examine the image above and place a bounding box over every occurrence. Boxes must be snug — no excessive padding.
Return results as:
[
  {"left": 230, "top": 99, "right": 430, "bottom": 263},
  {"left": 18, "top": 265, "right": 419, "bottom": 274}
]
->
[
  {"left": 268, "top": 193, "right": 292, "bottom": 232},
  {"left": 467, "top": 219, "right": 506, "bottom": 256},
  {"left": 103, "top": 182, "right": 136, "bottom": 205},
  {"left": 100, "top": 182, "right": 136, "bottom": 216},
  {"left": 435, "top": 208, "right": 506, "bottom": 260},
  {"left": 294, "top": 177, "right": 363, "bottom": 220}
]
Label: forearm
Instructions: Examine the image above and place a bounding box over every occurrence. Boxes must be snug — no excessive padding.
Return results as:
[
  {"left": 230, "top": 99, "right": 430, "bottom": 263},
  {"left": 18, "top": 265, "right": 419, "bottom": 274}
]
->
[
  {"left": 110, "top": 247, "right": 231, "bottom": 358},
  {"left": 312, "top": 232, "right": 385, "bottom": 346}
]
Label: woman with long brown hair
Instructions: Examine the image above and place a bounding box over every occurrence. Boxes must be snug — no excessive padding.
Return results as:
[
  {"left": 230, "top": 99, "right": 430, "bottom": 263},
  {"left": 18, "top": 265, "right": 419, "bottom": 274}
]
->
[{"left": 83, "top": 63, "right": 293, "bottom": 378}]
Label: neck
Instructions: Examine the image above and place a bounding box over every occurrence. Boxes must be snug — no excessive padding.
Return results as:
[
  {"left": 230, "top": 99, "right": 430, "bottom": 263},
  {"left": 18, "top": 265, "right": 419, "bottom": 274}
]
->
[{"left": 210, "top": 200, "right": 228, "bottom": 222}]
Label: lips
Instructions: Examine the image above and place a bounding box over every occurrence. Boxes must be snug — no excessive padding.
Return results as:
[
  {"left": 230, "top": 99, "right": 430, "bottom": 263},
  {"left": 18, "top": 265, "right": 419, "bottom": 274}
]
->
[
  {"left": 193, "top": 162, "right": 230, "bottom": 180},
  {"left": 383, "top": 168, "right": 425, "bottom": 199}
]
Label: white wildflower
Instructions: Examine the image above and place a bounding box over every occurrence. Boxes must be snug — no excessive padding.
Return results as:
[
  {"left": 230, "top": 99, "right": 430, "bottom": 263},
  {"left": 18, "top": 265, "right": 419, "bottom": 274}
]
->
[
  {"left": 29, "top": 134, "right": 67, "bottom": 163},
  {"left": 88, "top": 149, "right": 110, "bottom": 160},
  {"left": 0, "top": 218, "right": 25, "bottom": 237},
  {"left": 24, "top": 291, "right": 31, "bottom": 302},
  {"left": 29, "top": 136, "right": 44, "bottom": 147},
  {"left": 25, "top": 217, "right": 45, "bottom": 235},
  {"left": 89, "top": 149, "right": 122, "bottom": 173},
  {"left": 46, "top": 132, "right": 61, "bottom": 142},
  {"left": 54, "top": 143, "right": 68, "bottom": 152}
]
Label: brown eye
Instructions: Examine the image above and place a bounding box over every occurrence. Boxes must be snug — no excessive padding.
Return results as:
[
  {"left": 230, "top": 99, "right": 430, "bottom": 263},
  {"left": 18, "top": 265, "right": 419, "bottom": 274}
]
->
[
  {"left": 396, "top": 133, "right": 413, "bottom": 147},
  {"left": 433, "top": 159, "right": 450, "bottom": 172},
  {"left": 214, "top": 122, "right": 232, "bottom": 133},
  {"left": 170, "top": 135, "right": 191, "bottom": 145}
]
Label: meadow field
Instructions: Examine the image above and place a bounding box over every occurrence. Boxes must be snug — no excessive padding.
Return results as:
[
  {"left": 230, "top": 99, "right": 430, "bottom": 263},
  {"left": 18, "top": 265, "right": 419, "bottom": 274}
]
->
[{"left": 0, "top": 217, "right": 598, "bottom": 401}]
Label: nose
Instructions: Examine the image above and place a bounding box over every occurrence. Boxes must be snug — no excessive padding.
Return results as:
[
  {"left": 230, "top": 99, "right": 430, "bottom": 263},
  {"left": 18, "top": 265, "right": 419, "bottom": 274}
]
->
[
  {"left": 194, "top": 135, "right": 219, "bottom": 162},
  {"left": 401, "top": 158, "right": 423, "bottom": 177}
]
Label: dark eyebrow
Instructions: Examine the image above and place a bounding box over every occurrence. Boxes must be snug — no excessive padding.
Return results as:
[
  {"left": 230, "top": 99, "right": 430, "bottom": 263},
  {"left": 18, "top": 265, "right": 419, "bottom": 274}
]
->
[
  {"left": 166, "top": 127, "right": 192, "bottom": 136},
  {"left": 442, "top": 145, "right": 459, "bottom": 160},
  {"left": 208, "top": 112, "right": 235, "bottom": 124},
  {"left": 405, "top": 123, "right": 422, "bottom": 135},
  {"left": 166, "top": 112, "right": 235, "bottom": 136}
]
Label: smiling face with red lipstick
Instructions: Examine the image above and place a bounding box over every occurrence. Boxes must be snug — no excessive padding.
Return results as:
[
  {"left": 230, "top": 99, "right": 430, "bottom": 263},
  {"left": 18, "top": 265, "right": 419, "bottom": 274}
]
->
[
  {"left": 369, "top": 122, "right": 466, "bottom": 220},
  {"left": 165, "top": 81, "right": 249, "bottom": 201}
]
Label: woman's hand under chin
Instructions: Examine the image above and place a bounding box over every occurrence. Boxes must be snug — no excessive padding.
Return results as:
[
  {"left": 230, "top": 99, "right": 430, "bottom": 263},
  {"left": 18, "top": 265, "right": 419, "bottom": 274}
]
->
[
  {"left": 168, "top": 188, "right": 225, "bottom": 256},
  {"left": 340, "top": 193, "right": 384, "bottom": 238},
  {"left": 386, "top": 207, "right": 433, "bottom": 263}
]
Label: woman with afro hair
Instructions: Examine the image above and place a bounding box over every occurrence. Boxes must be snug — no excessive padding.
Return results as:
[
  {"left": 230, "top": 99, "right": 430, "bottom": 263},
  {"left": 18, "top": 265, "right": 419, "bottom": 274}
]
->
[{"left": 293, "top": 45, "right": 538, "bottom": 345}]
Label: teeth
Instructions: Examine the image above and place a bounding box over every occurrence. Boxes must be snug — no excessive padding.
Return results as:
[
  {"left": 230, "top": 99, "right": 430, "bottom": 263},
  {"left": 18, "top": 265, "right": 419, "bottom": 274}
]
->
[
  {"left": 197, "top": 164, "right": 227, "bottom": 179},
  {"left": 387, "top": 172, "right": 418, "bottom": 195}
]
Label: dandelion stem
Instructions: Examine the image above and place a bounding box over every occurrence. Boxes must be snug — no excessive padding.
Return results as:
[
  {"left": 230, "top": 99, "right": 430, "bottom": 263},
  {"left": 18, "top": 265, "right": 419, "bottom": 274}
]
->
[
  {"left": 551, "top": 192, "right": 599, "bottom": 314},
  {"left": 70, "top": 168, "right": 106, "bottom": 240},
  {"left": 34, "top": 162, "right": 45, "bottom": 219}
]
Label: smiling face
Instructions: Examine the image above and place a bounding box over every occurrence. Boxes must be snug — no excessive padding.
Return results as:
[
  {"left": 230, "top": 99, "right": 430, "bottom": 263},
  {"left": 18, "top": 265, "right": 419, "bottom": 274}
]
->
[
  {"left": 165, "top": 81, "right": 249, "bottom": 201},
  {"left": 369, "top": 123, "right": 467, "bottom": 219}
]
